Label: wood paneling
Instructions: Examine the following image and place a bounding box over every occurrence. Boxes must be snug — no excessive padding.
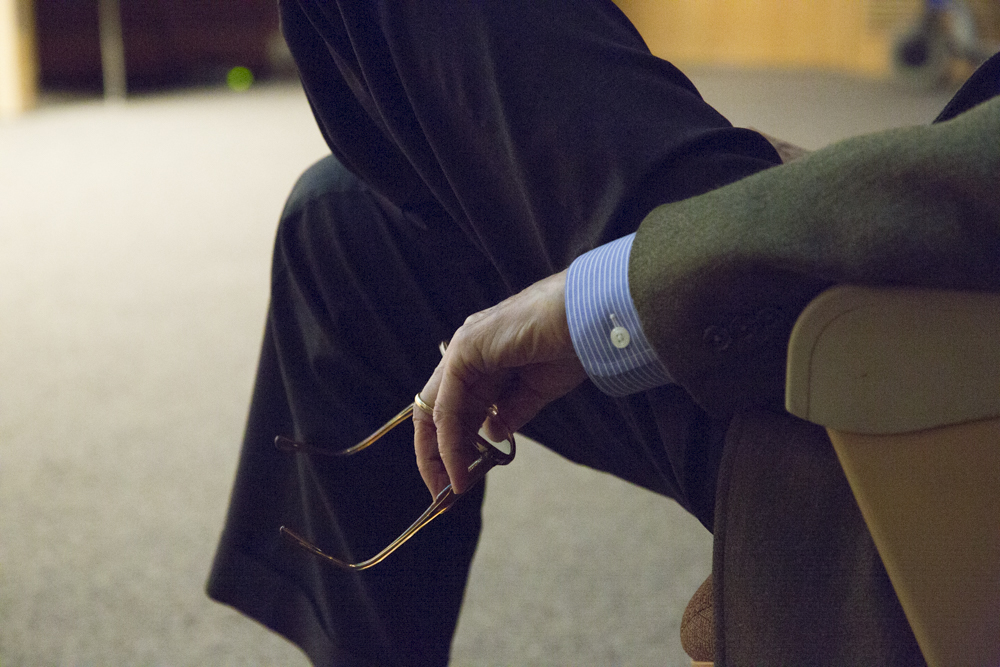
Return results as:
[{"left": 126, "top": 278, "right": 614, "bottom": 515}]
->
[
  {"left": 0, "top": 0, "right": 37, "bottom": 116},
  {"left": 614, "top": 0, "right": 925, "bottom": 74}
]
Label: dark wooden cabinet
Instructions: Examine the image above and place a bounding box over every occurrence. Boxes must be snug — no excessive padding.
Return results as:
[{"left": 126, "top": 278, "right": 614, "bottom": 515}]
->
[{"left": 34, "top": 0, "right": 283, "bottom": 91}]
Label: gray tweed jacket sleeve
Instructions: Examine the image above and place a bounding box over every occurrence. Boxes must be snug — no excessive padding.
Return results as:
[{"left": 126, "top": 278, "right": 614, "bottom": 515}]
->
[{"left": 629, "top": 95, "right": 1000, "bottom": 417}]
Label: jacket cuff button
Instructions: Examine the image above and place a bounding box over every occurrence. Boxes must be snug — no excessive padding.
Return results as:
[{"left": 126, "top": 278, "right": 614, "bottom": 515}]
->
[{"left": 703, "top": 326, "right": 732, "bottom": 352}]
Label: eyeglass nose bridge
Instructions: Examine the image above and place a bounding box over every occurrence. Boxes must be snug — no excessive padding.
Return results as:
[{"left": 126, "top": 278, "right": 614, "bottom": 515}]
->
[{"left": 275, "top": 401, "right": 515, "bottom": 571}]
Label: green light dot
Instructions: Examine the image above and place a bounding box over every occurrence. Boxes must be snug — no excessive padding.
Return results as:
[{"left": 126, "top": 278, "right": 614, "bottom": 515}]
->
[{"left": 227, "top": 66, "right": 254, "bottom": 92}]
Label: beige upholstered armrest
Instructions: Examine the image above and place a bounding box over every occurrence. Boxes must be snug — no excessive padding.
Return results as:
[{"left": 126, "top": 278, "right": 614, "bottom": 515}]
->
[
  {"left": 786, "top": 285, "right": 1000, "bottom": 434},
  {"left": 785, "top": 285, "right": 1000, "bottom": 667}
]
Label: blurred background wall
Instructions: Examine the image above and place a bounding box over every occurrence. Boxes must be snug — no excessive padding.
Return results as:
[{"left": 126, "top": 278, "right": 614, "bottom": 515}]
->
[
  {"left": 0, "top": 0, "right": 37, "bottom": 115},
  {"left": 1, "top": 0, "right": 289, "bottom": 116},
  {"left": 617, "top": 0, "right": 998, "bottom": 74},
  {"left": 30, "top": 0, "right": 282, "bottom": 91},
  {"left": 3, "top": 0, "right": 999, "bottom": 117}
]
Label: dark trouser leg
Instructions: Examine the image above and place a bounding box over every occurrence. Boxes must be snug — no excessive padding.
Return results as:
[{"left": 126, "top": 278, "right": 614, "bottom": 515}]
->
[
  {"left": 207, "top": 156, "right": 498, "bottom": 666},
  {"left": 207, "top": 156, "right": 712, "bottom": 666},
  {"left": 207, "top": 155, "right": 718, "bottom": 666},
  {"left": 713, "top": 413, "right": 925, "bottom": 666}
]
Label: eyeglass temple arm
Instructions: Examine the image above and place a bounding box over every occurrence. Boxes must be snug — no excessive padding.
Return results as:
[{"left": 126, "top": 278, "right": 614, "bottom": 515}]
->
[
  {"left": 275, "top": 403, "right": 416, "bottom": 458},
  {"left": 279, "top": 441, "right": 510, "bottom": 571},
  {"left": 275, "top": 342, "right": 446, "bottom": 458},
  {"left": 276, "top": 388, "right": 514, "bottom": 570},
  {"left": 280, "top": 483, "right": 460, "bottom": 571}
]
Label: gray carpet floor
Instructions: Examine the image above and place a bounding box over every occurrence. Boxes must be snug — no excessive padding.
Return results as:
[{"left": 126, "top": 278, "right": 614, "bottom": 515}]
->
[{"left": 0, "top": 70, "right": 956, "bottom": 666}]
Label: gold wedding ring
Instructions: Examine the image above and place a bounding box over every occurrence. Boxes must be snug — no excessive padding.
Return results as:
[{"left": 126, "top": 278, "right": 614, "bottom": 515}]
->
[{"left": 413, "top": 392, "right": 434, "bottom": 415}]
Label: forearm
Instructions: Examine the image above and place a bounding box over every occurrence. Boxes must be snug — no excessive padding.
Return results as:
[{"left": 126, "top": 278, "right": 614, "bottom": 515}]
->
[
  {"left": 630, "top": 95, "right": 1000, "bottom": 416},
  {"left": 565, "top": 233, "right": 673, "bottom": 395}
]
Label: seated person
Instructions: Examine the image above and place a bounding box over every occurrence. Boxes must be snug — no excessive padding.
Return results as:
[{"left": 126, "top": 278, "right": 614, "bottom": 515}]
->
[{"left": 207, "top": 1, "right": 1000, "bottom": 664}]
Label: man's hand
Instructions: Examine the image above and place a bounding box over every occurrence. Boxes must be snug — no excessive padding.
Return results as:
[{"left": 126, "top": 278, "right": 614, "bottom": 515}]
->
[{"left": 413, "top": 270, "right": 587, "bottom": 497}]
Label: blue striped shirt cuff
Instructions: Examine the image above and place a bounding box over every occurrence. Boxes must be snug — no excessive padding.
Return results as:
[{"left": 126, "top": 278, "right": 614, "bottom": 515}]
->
[{"left": 565, "top": 234, "right": 673, "bottom": 397}]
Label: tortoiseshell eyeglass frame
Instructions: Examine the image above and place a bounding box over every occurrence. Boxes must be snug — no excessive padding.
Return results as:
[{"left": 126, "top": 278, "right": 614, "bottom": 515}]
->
[{"left": 275, "top": 393, "right": 515, "bottom": 571}]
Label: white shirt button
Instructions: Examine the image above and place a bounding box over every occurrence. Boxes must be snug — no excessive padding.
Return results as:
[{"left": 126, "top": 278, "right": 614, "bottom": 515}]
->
[{"left": 610, "top": 325, "right": 631, "bottom": 349}]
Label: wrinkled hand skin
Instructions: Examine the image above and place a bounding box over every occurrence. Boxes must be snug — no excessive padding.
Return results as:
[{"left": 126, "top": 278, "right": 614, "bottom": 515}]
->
[{"left": 414, "top": 269, "right": 588, "bottom": 497}]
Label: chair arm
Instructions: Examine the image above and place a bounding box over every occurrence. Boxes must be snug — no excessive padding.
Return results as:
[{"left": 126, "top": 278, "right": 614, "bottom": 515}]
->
[
  {"left": 784, "top": 284, "right": 1000, "bottom": 667},
  {"left": 785, "top": 285, "right": 1000, "bottom": 434}
]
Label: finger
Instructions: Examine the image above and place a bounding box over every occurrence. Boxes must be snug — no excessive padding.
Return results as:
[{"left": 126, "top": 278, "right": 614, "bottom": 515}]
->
[
  {"left": 414, "top": 354, "right": 486, "bottom": 497},
  {"left": 432, "top": 334, "right": 498, "bottom": 494},
  {"left": 413, "top": 366, "right": 450, "bottom": 497},
  {"left": 413, "top": 406, "right": 450, "bottom": 498}
]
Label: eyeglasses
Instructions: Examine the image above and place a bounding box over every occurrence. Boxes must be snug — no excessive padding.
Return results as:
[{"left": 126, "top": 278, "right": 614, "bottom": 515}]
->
[{"left": 275, "top": 397, "right": 515, "bottom": 571}]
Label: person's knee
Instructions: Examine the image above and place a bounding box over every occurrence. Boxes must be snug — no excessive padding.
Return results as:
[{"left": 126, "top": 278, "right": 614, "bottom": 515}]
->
[{"left": 280, "top": 154, "right": 361, "bottom": 222}]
